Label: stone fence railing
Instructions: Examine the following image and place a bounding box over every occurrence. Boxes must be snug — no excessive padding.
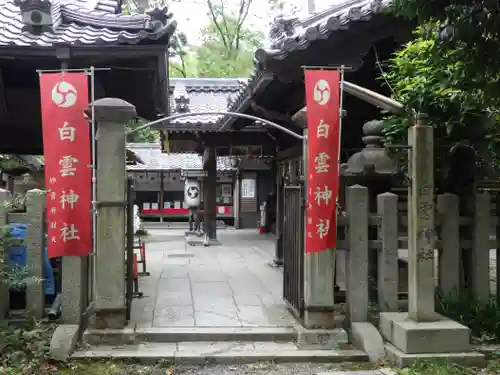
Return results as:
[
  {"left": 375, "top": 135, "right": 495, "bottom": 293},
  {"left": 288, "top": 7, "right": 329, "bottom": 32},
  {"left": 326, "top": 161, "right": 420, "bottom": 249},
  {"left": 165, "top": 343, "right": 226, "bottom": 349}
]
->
[
  {"left": 0, "top": 188, "right": 46, "bottom": 320},
  {"left": 341, "top": 185, "right": 495, "bottom": 322}
]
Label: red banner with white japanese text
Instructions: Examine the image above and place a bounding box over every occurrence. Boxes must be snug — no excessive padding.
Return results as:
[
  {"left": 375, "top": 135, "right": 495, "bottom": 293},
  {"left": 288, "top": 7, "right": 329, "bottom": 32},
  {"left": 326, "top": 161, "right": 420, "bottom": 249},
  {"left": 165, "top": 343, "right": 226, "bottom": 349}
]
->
[
  {"left": 39, "top": 72, "right": 92, "bottom": 258},
  {"left": 304, "top": 69, "right": 341, "bottom": 254}
]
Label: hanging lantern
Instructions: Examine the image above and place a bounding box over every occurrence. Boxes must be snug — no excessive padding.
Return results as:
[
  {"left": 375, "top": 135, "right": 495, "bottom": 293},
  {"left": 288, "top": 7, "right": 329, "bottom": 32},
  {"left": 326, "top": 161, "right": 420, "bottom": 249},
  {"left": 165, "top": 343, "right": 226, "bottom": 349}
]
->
[{"left": 184, "top": 178, "right": 201, "bottom": 207}]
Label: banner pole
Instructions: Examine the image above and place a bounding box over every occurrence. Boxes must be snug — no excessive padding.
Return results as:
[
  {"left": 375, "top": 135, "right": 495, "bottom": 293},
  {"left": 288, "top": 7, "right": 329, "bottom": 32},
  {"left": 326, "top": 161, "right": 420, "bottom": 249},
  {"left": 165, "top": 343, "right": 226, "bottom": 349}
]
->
[{"left": 89, "top": 66, "right": 97, "bottom": 301}]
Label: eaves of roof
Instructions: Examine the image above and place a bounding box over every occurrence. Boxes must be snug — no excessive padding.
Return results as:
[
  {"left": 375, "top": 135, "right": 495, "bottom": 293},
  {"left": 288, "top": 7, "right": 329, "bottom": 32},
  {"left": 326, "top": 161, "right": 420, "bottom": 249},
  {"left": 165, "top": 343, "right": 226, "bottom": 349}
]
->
[{"left": 255, "top": 0, "right": 392, "bottom": 66}]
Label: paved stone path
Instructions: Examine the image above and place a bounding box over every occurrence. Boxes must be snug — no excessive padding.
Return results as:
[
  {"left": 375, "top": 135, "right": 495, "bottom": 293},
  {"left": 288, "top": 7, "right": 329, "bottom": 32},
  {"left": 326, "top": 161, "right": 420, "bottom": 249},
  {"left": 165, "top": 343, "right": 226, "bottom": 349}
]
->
[{"left": 131, "top": 228, "right": 296, "bottom": 328}]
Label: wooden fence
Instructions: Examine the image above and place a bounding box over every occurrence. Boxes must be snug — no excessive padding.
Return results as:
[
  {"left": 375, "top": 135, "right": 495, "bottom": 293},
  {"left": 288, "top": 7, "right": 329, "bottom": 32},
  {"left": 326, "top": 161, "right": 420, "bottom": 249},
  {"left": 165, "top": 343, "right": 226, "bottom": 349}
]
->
[
  {"left": 340, "top": 184, "right": 496, "bottom": 322},
  {"left": 0, "top": 188, "right": 46, "bottom": 320}
]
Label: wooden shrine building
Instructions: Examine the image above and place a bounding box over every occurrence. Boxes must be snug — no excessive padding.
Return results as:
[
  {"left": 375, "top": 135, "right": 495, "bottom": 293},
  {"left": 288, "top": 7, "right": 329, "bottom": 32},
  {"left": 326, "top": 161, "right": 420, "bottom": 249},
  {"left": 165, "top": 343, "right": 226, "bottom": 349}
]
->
[
  {"left": 155, "top": 78, "right": 280, "bottom": 237},
  {"left": 0, "top": 0, "right": 176, "bottom": 154},
  {"left": 126, "top": 142, "right": 236, "bottom": 224}
]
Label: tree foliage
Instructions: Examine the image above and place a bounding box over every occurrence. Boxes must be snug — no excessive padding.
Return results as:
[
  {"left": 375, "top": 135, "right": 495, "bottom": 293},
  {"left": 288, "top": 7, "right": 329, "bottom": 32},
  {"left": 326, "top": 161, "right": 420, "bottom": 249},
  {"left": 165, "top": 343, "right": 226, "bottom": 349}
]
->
[
  {"left": 381, "top": 18, "right": 500, "bottom": 178},
  {"left": 125, "top": 119, "right": 159, "bottom": 143},
  {"left": 195, "top": 0, "right": 263, "bottom": 77}
]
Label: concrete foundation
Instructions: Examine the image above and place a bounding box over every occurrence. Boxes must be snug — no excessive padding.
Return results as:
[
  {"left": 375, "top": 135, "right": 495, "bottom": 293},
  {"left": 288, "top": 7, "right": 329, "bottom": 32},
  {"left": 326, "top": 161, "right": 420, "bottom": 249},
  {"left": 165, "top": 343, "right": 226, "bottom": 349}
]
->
[{"left": 379, "top": 312, "right": 484, "bottom": 366}]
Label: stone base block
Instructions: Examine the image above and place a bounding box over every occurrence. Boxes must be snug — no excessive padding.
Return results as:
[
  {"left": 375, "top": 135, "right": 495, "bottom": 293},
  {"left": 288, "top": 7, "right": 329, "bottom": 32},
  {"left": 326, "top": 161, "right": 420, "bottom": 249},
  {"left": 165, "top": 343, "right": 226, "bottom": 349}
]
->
[
  {"left": 379, "top": 312, "right": 470, "bottom": 354},
  {"left": 92, "top": 309, "right": 126, "bottom": 329},
  {"left": 303, "top": 310, "right": 344, "bottom": 329},
  {"left": 49, "top": 324, "right": 80, "bottom": 361},
  {"left": 351, "top": 322, "right": 385, "bottom": 362},
  {"left": 296, "top": 327, "right": 348, "bottom": 349},
  {"left": 385, "top": 343, "right": 485, "bottom": 368}
]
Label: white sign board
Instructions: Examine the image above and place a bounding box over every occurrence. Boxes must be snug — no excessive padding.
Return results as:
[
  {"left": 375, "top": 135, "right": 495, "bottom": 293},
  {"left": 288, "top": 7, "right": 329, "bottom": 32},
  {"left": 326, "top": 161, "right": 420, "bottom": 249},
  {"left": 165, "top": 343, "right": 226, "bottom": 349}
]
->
[{"left": 241, "top": 179, "right": 256, "bottom": 198}]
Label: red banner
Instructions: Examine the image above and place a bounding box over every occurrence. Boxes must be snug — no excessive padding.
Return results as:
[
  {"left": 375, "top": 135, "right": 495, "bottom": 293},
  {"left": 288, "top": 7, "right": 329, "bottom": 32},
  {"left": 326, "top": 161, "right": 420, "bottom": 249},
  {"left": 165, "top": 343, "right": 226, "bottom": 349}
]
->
[
  {"left": 39, "top": 72, "right": 92, "bottom": 258},
  {"left": 304, "top": 69, "right": 341, "bottom": 254}
]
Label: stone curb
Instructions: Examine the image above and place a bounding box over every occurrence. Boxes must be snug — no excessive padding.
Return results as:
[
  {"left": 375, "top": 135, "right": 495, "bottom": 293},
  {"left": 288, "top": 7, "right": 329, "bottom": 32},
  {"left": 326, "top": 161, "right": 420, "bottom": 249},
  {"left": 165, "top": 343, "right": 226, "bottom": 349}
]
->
[
  {"left": 83, "top": 327, "right": 298, "bottom": 346},
  {"left": 72, "top": 347, "right": 369, "bottom": 365}
]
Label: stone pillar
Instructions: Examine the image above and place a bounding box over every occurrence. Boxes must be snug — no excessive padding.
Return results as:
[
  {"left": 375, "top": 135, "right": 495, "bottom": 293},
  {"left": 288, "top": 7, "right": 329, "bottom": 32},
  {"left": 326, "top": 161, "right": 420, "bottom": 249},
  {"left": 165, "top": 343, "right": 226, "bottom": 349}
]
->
[
  {"left": 86, "top": 98, "right": 137, "bottom": 329},
  {"left": 61, "top": 256, "right": 84, "bottom": 323},
  {"left": 0, "top": 188, "right": 11, "bottom": 318},
  {"left": 274, "top": 163, "right": 284, "bottom": 266},
  {"left": 203, "top": 147, "right": 217, "bottom": 240},
  {"left": 25, "top": 189, "right": 46, "bottom": 319},
  {"left": 303, "top": 128, "right": 336, "bottom": 328},
  {"left": 407, "top": 115, "right": 436, "bottom": 322},
  {"left": 379, "top": 114, "right": 480, "bottom": 366}
]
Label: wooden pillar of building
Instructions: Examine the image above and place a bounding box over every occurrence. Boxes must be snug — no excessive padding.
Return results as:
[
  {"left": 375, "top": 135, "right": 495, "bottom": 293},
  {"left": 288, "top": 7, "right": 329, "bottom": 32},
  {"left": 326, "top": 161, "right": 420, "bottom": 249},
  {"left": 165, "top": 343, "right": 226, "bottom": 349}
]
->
[
  {"left": 203, "top": 147, "right": 217, "bottom": 239},
  {"left": 274, "top": 162, "right": 284, "bottom": 265},
  {"left": 159, "top": 170, "right": 164, "bottom": 223}
]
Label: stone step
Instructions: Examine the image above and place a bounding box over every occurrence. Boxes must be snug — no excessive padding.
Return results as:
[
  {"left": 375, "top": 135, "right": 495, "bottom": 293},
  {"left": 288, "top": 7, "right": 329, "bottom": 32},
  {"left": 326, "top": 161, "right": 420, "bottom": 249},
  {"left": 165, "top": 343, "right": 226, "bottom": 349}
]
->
[
  {"left": 73, "top": 341, "right": 369, "bottom": 365},
  {"left": 83, "top": 327, "right": 299, "bottom": 346}
]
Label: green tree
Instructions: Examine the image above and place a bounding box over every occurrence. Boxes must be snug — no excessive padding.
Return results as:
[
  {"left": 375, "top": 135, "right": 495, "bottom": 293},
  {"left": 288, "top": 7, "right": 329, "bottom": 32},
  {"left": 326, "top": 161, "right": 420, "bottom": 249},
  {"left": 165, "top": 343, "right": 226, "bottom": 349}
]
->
[
  {"left": 381, "top": 22, "right": 500, "bottom": 181},
  {"left": 126, "top": 118, "right": 160, "bottom": 143},
  {"left": 195, "top": 0, "right": 264, "bottom": 77}
]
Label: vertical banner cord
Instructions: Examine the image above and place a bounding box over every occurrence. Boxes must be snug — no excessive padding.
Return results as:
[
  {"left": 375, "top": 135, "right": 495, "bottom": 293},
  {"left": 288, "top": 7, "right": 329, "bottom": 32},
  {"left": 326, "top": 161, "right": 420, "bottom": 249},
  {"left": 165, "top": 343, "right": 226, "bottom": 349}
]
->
[{"left": 89, "top": 66, "right": 97, "bottom": 302}]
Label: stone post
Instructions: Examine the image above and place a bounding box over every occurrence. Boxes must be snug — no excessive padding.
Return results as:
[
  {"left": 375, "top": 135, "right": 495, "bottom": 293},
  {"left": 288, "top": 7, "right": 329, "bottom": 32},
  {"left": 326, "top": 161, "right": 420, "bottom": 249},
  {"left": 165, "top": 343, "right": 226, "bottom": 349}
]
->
[
  {"left": 0, "top": 188, "right": 11, "bottom": 318},
  {"left": 436, "top": 193, "right": 460, "bottom": 296},
  {"left": 407, "top": 114, "right": 436, "bottom": 322},
  {"left": 86, "top": 98, "right": 137, "bottom": 329},
  {"left": 61, "top": 256, "right": 84, "bottom": 323},
  {"left": 377, "top": 192, "right": 399, "bottom": 312},
  {"left": 346, "top": 185, "right": 369, "bottom": 322},
  {"left": 471, "top": 193, "right": 491, "bottom": 301},
  {"left": 25, "top": 189, "right": 46, "bottom": 318},
  {"left": 303, "top": 128, "right": 336, "bottom": 328},
  {"left": 203, "top": 147, "right": 217, "bottom": 240}
]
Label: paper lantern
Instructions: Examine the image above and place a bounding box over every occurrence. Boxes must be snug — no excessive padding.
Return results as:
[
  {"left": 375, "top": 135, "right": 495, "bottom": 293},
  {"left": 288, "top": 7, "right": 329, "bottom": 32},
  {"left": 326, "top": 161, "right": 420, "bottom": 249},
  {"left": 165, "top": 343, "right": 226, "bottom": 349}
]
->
[{"left": 184, "top": 179, "right": 201, "bottom": 207}]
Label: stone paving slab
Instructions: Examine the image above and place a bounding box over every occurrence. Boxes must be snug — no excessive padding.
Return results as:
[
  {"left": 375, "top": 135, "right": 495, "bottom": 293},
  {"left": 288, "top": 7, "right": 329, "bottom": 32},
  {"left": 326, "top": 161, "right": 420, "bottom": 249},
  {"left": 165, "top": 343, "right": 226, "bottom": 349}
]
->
[
  {"left": 131, "top": 230, "right": 296, "bottom": 329},
  {"left": 73, "top": 341, "right": 369, "bottom": 364}
]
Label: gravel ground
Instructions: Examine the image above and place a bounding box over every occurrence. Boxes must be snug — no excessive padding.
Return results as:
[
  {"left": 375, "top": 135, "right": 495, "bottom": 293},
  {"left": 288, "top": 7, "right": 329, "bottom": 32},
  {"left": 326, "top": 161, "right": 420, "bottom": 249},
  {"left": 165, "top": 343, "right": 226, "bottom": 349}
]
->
[
  {"left": 75, "top": 361, "right": 378, "bottom": 375},
  {"left": 169, "top": 363, "right": 349, "bottom": 375}
]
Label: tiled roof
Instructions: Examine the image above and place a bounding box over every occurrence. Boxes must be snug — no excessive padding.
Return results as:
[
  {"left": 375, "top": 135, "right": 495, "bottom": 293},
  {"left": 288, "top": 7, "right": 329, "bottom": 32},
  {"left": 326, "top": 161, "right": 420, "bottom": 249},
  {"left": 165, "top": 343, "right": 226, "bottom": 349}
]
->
[
  {"left": 126, "top": 143, "right": 235, "bottom": 171},
  {"left": 166, "top": 78, "right": 248, "bottom": 129},
  {"left": 255, "top": 0, "right": 390, "bottom": 64},
  {"left": 0, "top": 0, "right": 176, "bottom": 46}
]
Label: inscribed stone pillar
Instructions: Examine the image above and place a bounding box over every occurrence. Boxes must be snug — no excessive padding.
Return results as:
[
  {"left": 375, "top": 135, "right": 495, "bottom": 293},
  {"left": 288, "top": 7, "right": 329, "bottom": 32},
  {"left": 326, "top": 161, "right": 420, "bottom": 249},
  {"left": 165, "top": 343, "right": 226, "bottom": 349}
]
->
[
  {"left": 0, "top": 188, "right": 11, "bottom": 318},
  {"left": 303, "top": 128, "right": 336, "bottom": 328},
  {"left": 85, "top": 98, "right": 136, "bottom": 328},
  {"left": 203, "top": 147, "right": 217, "bottom": 240},
  {"left": 408, "top": 114, "right": 437, "bottom": 322},
  {"left": 25, "top": 189, "right": 46, "bottom": 318}
]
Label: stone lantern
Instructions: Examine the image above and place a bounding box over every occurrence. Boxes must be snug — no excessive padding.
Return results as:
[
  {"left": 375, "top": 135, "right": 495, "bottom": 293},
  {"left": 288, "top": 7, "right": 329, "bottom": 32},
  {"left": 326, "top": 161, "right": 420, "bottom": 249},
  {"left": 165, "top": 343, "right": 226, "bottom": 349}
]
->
[
  {"left": 341, "top": 119, "right": 398, "bottom": 207},
  {"left": 338, "top": 119, "right": 398, "bottom": 302}
]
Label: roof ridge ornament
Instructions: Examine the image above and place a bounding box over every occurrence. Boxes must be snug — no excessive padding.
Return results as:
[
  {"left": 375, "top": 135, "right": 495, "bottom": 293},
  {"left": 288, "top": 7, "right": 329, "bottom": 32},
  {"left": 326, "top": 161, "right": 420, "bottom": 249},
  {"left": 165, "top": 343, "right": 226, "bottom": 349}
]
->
[
  {"left": 147, "top": 6, "right": 173, "bottom": 31},
  {"left": 173, "top": 83, "right": 190, "bottom": 113},
  {"left": 268, "top": 15, "right": 301, "bottom": 44},
  {"left": 15, "top": 0, "right": 54, "bottom": 33}
]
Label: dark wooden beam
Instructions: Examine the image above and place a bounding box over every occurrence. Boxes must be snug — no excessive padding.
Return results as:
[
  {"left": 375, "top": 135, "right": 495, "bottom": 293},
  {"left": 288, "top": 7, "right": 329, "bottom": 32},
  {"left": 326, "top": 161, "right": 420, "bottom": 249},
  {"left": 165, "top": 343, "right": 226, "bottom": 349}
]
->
[{"left": 276, "top": 144, "right": 302, "bottom": 161}]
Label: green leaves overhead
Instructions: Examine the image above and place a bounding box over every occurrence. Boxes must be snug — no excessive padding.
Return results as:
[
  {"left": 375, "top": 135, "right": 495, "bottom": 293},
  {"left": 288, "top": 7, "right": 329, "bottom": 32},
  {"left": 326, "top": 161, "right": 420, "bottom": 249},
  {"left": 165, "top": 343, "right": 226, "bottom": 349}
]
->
[{"left": 381, "top": 21, "right": 500, "bottom": 177}]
